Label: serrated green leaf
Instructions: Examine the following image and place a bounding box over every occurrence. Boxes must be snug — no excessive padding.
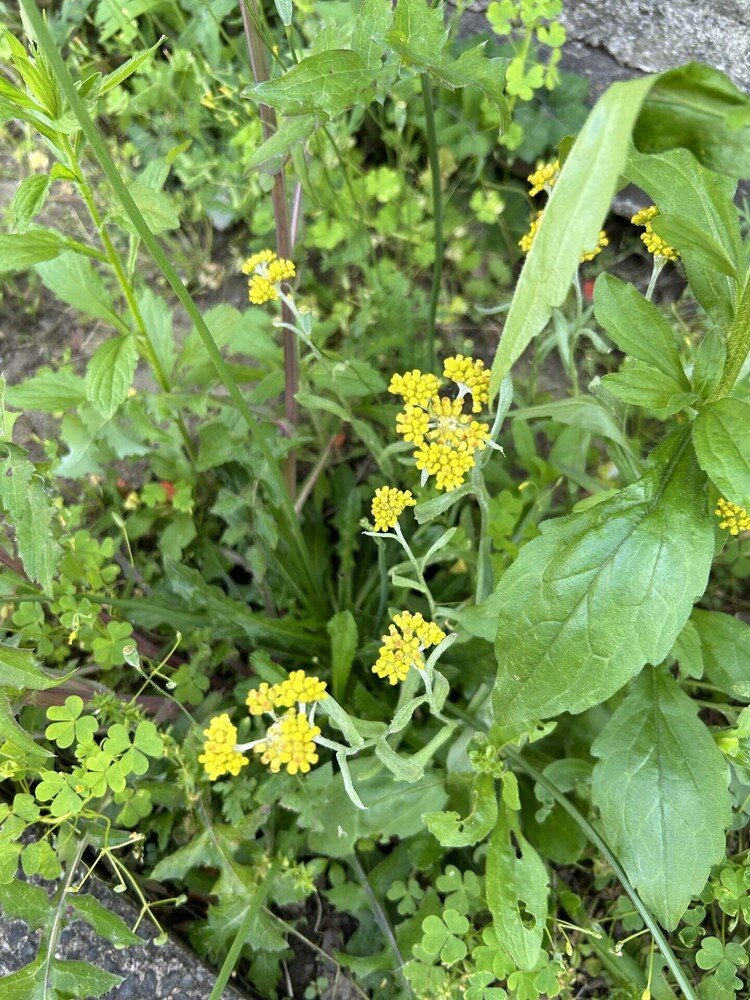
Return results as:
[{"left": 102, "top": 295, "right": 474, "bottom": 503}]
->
[
  {"left": 0, "top": 446, "right": 62, "bottom": 589},
  {"left": 352, "top": 0, "right": 392, "bottom": 68},
  {"left": 72, "top": 892, "right": 142, "bottom": 949},
  {"left": 85, "top": 335, "right": 138, "bottom": 420},
  {"left": 36, "top": 251, "right": 119, "bottom": 325},
  {"left": 251, "top": 50, "right": 375, "bottom": 118},
  {"left": 9, "top": 174, "right": 51, "bottom": 233},
  {"left": 0, "top": 230, "right": 65, "bottom": 271},
  {"left": 99, "top": 38, "right": 161, "bottom": 95},
  {"left": 0, "top": 879, "right": 51, "bottom": 930},
  {"left": 385, "top": 0, "right": 448, "bottom": 68},
  {"left": 5, "top": 368, "right": 87, "bottom": 412},
  {"left": 245, "top": 115, "right": 316, "bottom": 171},
  {"left": 493, "top": 434, "right": 713, "bottom": 726},
  {"left": 592, "top": 669, "right": 731, "bottom": 929},
  {"left": 693, "top": 397, "right": 750, "bottom": 510},
  {"left": 0, "top": 642, "right": 65, "bottom": 691},
  {"left": 487, "top": 803, "right": 548, "bottom": 970}
]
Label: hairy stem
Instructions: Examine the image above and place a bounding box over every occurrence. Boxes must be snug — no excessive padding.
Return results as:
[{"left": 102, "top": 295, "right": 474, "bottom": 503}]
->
[
  {"left": 420, "top": 72, "right": 443, "bottom": 373},
  {"left": 714, "top": 268, "right": 750, "bottom": 398}
]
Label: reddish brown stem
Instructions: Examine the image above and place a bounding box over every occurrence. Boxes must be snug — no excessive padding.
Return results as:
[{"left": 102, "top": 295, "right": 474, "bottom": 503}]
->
[{"left": 240, "top": 0, "right": 299, "bottom": 496}]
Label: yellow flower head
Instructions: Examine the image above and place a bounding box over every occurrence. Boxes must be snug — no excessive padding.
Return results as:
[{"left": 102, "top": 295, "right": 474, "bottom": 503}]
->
[
  {"left": 396, "top": 404, "right": 431, "bottom": 445},
  {"left": 242, "top": 249, "right": 277, "bottom": 274},
  {"left": 246, "top": 681, "right": 279, "bottom": 716},
  {"left": 371, "top": 486, "right": 416, "bottom": 532},
  {"left": 248, "top": 275, "right": 279, "bottom": 304},
  {"left": 443, "top": 354, "right": 490, "bottom": 412},
  {"left": 388, "top": 369, "right": 441, "bottom": 407},
  {"left": 373, "top": 611, "right": 446, "bottom": 684},
  {"left": 274, "top": 670, "right": 328, "bottom": 708},
  {"left": 414, "top": 441, "right": 476, "bottom": 492},
  {"left": 254, "top": 709, "right": 320, "bottom": 775},
  {"left": 631, "top": 205, "right": 679, "bottom": 262},
  {"left": 267, "top": 258, "right": 296, "bottom": 283},
  {"left": 199, "top": 714, "right": 249, "bottom": 781},
  {"left": 716, "top": 498, "right": 750, "bottom": 536},
  {"left": 527, "top": 159, "right": 560, "bottom": 196},
  {"left": 520, "top": 209, "right": 608, "bottom": 263}
]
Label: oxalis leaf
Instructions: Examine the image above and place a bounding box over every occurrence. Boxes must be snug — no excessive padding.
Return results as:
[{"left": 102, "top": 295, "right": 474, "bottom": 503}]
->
[
  {"left": 486, "top": 801, "right": 548, "bottom": 971},
  {"left": 591, "top": 669, "right": 731, "bottom": 929},
  {"left": 493, "top": 432, "right": 714, "bottom": 727}
]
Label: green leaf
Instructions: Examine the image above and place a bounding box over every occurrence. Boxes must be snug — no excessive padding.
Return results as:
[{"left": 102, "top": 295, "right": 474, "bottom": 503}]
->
[
  {"left": 99, "top": 38, "right": 161, "bottom": 95},
  {"left": 9, "top": 174, "right": 51, "bottom": 233},
  {"left": 0, "top": 643, "right": 64, "bottom": 691},
  {"left": 428, "top": 45, "right": 508, "bottom": 122},
  {"left": 36, "top": 251, "right": 119, "bottom": 325},
  {"left": 85, "top": 335, "right": 138, "bottom": 420},
  {"left": 385, "top": 0, "right": 448, "bottom": 68},
  {"left": 414, "top": 484, "right": 472, "bottom": 524},
  {"left": 512, "top": 395, "right": 633, "bottom": 453},
  {"left": 627, "top": 148, "right": 741, "bottom": 329},
  {"left": 591, "top": 669, "right": 731, "bottom": 929},
  {"left": 493, "top": 434, "right": 714, "bottom": 726},
  {"left": 424, "top": 773, "right": 498, "bottom": 847},
  {"left": 0, "top": 692, "right": 53, "bottom": 761},
  {"left": 352, "top": 0, "right": 393, "bottom": 68},
  {"left": 486, "top": 803, "right": 548, "bottom": 971},
  {"left": 601, "top": 363, "right": 695, "bottom": 415},
  {"left": 693, "top": 398, "right": 750, "bottom": 510},
  {"left": 245, "top": 115, "right": 316, "bottom": 171},
  {"left": 0, "top": 880, "right": 51, "bottom": 930},
  {"left": 691, "top": 329, "right": 726, "bottom": 400},
  {"left": 139, "top": 288, "right": 174, "bottom": 381},
  {"left": 118, "top": 181, "right": 179, "bottom": 235},
  {"left": 0, "top": 445, "right": 62, "bottom": 590},
  {"left": 633, "top": 63, "right": 750, "bottom": 178},
  {"left": 5, "top": 368, "right": 87, "bottom": 412},
  {"left": 0, "top": 230, "right": 65, "bottom": 271},
  {"left": 593, "top": 274, "right": 688, "bottom": 384},
  {"left": 251, "top": 50, "right": 375, "bottom": 118},
  {"left": 327, "top": 610, "right": 358, "bottom": 701},
  {"left": 72, "top": 892, "right": 142, "bottom": 949},
  {"left": 489, "top": 75, "right": 655, "bottom": 394},
  {"left": 650, "top": 214, "right": 738, "bottom": 278},
  {"left": 691, "top": 610, "right": 750, "bottom": 701}
]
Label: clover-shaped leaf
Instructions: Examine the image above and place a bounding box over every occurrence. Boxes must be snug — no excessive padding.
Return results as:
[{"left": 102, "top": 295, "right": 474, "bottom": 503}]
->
[
  {"left": 91, "top": 621, "right": 134, "bottom": 669},
  {"left": 697, "top": 937, "right": 748, "bottom": 993},
  {"left": 45, "top": 695, "right": 98, "bottom": 749},
  {"left": 22, "top": 839, "right": 62, "bottom": 879},
  {"left": 466, "top": 970, "right": 508, "bottom": 1000},
  {"left": 114, "top": 787, "right": 152, "bottom": 827},
  {"left": 35, "top": 771, "right": 83, "bottom": 817},
  {"left": 133, "top": 721, "right": 164, "bottom": 758},
  {"left": 417, "top": 910, "right": 469, "bottom": 965}
]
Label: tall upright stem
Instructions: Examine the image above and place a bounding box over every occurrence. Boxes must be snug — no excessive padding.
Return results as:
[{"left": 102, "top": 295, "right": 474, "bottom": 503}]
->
[
  {"left": 240, "top": 0, "right": 298, "bottom": 494},
  {"left": 420, "top": 72, "right": 443, "bottom": 374},
  {"left": 714, "top": 269, "right": 750, "bottom": 398}
]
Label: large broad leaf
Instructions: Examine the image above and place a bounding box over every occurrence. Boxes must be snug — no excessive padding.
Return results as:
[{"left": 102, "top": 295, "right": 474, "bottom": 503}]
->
[
  {"left": 633, "top": 63, "right": 750, "bottom": 178},
  {"left": 0, "top": 954, "right": 123, "bottom": 998},
  {"left": 486, "top": 802, "right": 548, "bottom": 971},
  {"left": 627, "top": 148, "right": 742, "bottom": 329},
  {"left": 0, "top": 230, "right": 65, "bottom": 271},
  {"left": 0, "top": 643, "right": 65, "bottom": 691},
  {"left": 0, "top": 443, "right": 62, "bottom": 591},
  {"left": 36, "top": 252, "right": 120, "bottom": 326},
  {"left": 691, "top": 609, "right": 750, "bottom": 701},
  {"left": 592, "top": 669, "right": 731, "bottom": 929},
  {"left": 512, "top": 396, "right": 634, "bottom": 453},
  {"left": 593, "top": 274, "right": 689, "bottom": 385},
  {"left": 693, "top": 398, "right": 750, "bottom": 510},
  {"left": 493, "top": 434, "right": 713, "bottom": 727},
  {"left": 245, "top": 115, "right": 316, "bottom": 171},
  {"left": 251, "top": 50, "right": 375, "bottom": 118},
  {"left": 85, "top": 335, "right": 138, "bottom": 420},
  {"left": 602, "top": 363, "right": 695, "bottom": 416},
  {"left": 5, "top": 368, "right": 87, "bottom": 412},
  {"left": 489, "top": 75, "right": 655, "bottom": 394}
]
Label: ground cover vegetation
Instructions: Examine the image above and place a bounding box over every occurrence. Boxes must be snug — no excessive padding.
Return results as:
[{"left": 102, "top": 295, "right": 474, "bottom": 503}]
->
[{"left": 0, "top": 0, "right": 749, "bottom": 997}]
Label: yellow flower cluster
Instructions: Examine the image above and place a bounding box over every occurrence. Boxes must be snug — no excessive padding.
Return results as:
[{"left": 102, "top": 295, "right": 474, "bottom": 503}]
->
[
  {"left": 442, "top": 355, "right": 490, "bottom": 413},
  {"left": 389, "top": 357, "right": 491, "bottom": 492},
  {"left": 527, "top": 159, "right": 560, "bottom": 196},
  {"left": 519, "top": 209, "right": 608, "bottom": 262},
  {"left": 716, "top": 498, "right": 750, "bottom": 536},
  {"left": 254, "top": 709, "right": 320, "bottom": 775},
  {"left": 198, "top": 714, "right": 249, "bottom": 781},
  {"left": 242, "top": 248, "right": 296, "bottom": 304},
  {"left": 201, "top": 671, "right": 327, "bottom": 780},
  {"left": 371, "top": 486, "right": 416, "bottom": 532},
  {"left": 373, "top": 611, "right": 447, "bottom": 685},
  {"left": 631, "top": 205, "right": 679, "bottom": 262}
]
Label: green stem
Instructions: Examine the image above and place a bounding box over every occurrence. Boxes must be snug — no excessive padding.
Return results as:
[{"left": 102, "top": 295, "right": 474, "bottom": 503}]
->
[
  {"left": 420, "top": 72, "right": 443, "bottom": 373},
  {"left": 714, "top": 268, "right": 750, "bottom": 398},
  {"left": 394, "top": 523, "right": 436, "bottom": 618},
  {"left": 208, "top": 875, "right": 269, "bottom": 1000},
  {"left": 472, "top": 471, "right": 493, "bottom": 603},
  {"left": 21, "top": 0, "right": 319, "bottom": 605},
  {"left": 503, "top": 746, "right": 699, "bottom": 1000},
  {"left": 645, "top": 255, "right": 666, "bottom": 303}
]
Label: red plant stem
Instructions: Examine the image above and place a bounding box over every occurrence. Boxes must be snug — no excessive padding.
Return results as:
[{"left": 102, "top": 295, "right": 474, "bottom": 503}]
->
[{"left": 240, "top": 0, "right": 299, "bottom": 496}]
